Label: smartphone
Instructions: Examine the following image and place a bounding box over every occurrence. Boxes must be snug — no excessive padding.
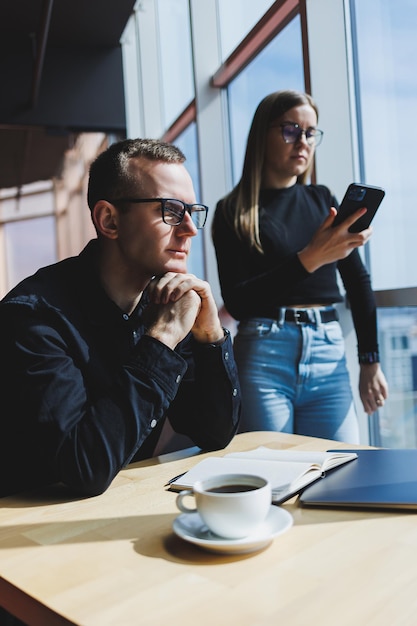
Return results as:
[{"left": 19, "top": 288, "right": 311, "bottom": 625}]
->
[{"left": 332, "top": 183, "right": 385, "bottom": 232}]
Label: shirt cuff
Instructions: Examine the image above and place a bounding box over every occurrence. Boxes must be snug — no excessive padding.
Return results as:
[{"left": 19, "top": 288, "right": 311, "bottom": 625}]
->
[
  {"left": 358, "top": 351, "right": 380, "bottom": 364},
  {"left": 207, "top": 328, "right": 230, "bottom": 347}
]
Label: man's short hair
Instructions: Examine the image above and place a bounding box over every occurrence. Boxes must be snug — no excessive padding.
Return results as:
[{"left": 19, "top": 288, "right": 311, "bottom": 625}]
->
[{"left": 87, "top": 138, "right": 186, "bottom": 212}]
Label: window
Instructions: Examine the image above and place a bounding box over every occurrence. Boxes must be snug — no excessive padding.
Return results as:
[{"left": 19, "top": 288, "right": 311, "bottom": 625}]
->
[
  {"left": 217, "top": 0, "right": 275, "bottom": 59},
  {"left": 352, "top": 0, "right": 417, "bottom": 446},
  {"left": 377, "top": 308, "right": 417, "bottom": 447},
  {"left": 156, "top": 0, "right": 194, "bottom": 127},
  {"left": 121, "top": 0, "right": 417, "bottom": 447},
  {"left": 227, "top": 15, "right": 304, "bottom": 182},
  {"left": 5, "top": 216, "right": 56, "bottom": 289},
  {"left": 352, "top": 0, "right": 417, "bottom": 290},
  {"left": 174, "top": 123, "right": 205, "bottom": 278}
]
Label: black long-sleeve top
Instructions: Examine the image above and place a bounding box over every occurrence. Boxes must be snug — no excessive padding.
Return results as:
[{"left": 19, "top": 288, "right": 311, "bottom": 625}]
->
[
  {"left": 0, "top": 240, "right": 240, "bottom": 498},
  {"left": 213, "top": 183, "right": 378, "bottom": 353}
]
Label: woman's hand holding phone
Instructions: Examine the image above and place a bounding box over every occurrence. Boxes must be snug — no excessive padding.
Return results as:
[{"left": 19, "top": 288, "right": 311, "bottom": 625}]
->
[{"left": 298, "top": 206, "right": 372, "bottom": 273}]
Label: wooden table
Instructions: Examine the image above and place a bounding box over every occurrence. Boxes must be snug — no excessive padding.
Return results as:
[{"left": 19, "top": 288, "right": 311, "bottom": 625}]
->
[{"left": 1, "top": 431, "right": 417, "bottom": 626}]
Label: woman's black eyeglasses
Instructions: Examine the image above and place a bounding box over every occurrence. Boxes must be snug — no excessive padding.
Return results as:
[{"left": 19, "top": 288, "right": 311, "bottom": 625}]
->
[
  {"left": 109, "top": 197, "right": 208, "bottom": 229},
  {"left": 271, "top": 122, "right": 324, "bottom": 147}
]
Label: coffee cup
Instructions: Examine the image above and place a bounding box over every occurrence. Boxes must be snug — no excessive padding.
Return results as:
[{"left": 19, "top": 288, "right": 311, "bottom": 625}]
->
[{"left": 175, "top": 473, "right": 271, "bottom": 539}]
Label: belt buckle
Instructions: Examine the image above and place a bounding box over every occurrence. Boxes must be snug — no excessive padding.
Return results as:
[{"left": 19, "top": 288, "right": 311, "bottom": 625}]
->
[{"left": 293, "top": 310, "right": 303, "bottom": 325}]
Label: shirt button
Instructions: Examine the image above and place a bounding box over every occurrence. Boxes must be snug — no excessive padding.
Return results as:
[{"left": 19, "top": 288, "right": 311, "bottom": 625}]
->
[
  {"left": 123, "top": 313, "right": 129, "bottom": 321},
  {"left": 175, "top": 374, "right": 181, "bottom": 384},
  {"left": 232, "top": 388, "right": 238, "bottom": 397},
  {"left": 150, "top": 419, "right": 157, "bottom": 428},
  {"left": 224, "top": 351, "right": 229, "bottom": 361}
]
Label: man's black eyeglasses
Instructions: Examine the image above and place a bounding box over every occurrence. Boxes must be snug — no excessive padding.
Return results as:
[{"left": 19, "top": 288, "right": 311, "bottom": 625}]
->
[
  {"left": 271, "top": 122, "right": 324, "bottom": 147},
  {"left": 109, "top": 197, "right": 208, "bottom": 229}
]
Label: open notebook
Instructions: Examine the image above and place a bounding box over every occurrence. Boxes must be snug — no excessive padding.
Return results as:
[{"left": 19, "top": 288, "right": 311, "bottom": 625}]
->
[{"left": 168, "top": 447, "right": 358, "bottom": 504}]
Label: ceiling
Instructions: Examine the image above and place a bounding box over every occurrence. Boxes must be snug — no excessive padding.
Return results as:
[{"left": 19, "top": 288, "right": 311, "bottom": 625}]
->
[{"left": 0, "top": 0, "right": 136, "bottom": 190}]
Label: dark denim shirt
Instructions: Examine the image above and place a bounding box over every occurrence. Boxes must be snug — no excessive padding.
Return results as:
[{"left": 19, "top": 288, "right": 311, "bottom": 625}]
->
[{"left": 0, "top": 240, "right": 240, "bottom": 497}]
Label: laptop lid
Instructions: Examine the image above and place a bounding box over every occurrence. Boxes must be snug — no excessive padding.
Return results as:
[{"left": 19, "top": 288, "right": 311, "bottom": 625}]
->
[{"left": 299, "top": 449, "right": 417, "bottom": 510}]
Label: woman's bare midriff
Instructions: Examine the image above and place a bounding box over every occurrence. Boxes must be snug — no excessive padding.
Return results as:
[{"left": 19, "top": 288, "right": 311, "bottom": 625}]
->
[{"left": 287, "top": 304, "right": 328, "bottom": 308}]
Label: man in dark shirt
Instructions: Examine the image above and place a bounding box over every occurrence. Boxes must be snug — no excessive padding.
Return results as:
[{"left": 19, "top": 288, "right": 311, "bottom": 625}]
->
[{"left": 0, "top": 138, "right": 240, "bottom": 498}]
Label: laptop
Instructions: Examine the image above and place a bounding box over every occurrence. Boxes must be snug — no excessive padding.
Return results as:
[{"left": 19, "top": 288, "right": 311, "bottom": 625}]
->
[{"left": 299, "top": 448, "right": 417, "bottom": 510}]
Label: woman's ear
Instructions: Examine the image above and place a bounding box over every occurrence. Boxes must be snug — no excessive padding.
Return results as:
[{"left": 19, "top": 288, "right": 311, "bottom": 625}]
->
[{"left": 92, "top": 201, "right": 119, "bottom": 239}]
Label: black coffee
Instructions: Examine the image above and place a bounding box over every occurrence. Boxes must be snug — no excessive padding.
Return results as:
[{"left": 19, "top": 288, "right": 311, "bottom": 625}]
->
[{"left": 207, "top": 484, "right": 259, "bottom": 494}]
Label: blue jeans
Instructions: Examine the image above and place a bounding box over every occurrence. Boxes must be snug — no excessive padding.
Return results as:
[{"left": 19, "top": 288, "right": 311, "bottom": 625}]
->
[{"left": 233, "top": 315, "right": 359, "bottom": 443}]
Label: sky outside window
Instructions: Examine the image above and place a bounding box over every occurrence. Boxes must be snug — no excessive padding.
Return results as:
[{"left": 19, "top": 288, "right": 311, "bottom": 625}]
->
[
  {"left": 217, "top": 0, "right": 275, "bottom": 60},
  {"left": 227, "top": 16, "right": 304, "bottom": 184},
  {"left": 156, "top": 0, "right": 194, "bottom": 128},
  {"left": 353, "top": 0, "right": 417, "bottom": 290}
]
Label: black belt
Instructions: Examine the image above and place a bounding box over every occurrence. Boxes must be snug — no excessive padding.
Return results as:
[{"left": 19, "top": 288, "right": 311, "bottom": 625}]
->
[{"left": 282, "top": 307, "right": 339, "bottom": 325}]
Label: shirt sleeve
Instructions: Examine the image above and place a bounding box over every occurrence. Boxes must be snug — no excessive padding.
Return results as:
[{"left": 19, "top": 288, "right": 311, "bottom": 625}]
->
[
  {"left": 338, "top": 249, "right": 379, "bottom": 353},
  {"left": 168, "top": 329, "right": 240, "bottom": 450}
]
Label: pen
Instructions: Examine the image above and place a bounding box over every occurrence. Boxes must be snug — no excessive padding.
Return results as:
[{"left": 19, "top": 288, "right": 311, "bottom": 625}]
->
[{"left": 164, "top": 472, "right": 187, "bottom": 487}]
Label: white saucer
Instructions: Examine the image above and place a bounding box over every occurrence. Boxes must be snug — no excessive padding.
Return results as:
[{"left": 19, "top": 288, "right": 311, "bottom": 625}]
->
[{"left": 172, "top": 505, "right": 293, "bottom": 555}]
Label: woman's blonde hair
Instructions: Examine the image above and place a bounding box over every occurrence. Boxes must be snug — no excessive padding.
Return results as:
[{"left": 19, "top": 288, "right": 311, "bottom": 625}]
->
[{"left": 220, "top": 90, "right": 319, "bottom": 253}]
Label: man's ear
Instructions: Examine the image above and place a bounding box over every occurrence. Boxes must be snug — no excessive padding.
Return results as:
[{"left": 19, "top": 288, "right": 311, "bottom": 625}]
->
[{"left": 92, "top": 201, "right": 119, "bottom": 239}]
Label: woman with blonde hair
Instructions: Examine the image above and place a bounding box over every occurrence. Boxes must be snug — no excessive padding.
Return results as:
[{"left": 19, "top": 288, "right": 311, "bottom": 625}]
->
[{"left": 212, "top": 89, "right": 388, "bottom": 442}]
